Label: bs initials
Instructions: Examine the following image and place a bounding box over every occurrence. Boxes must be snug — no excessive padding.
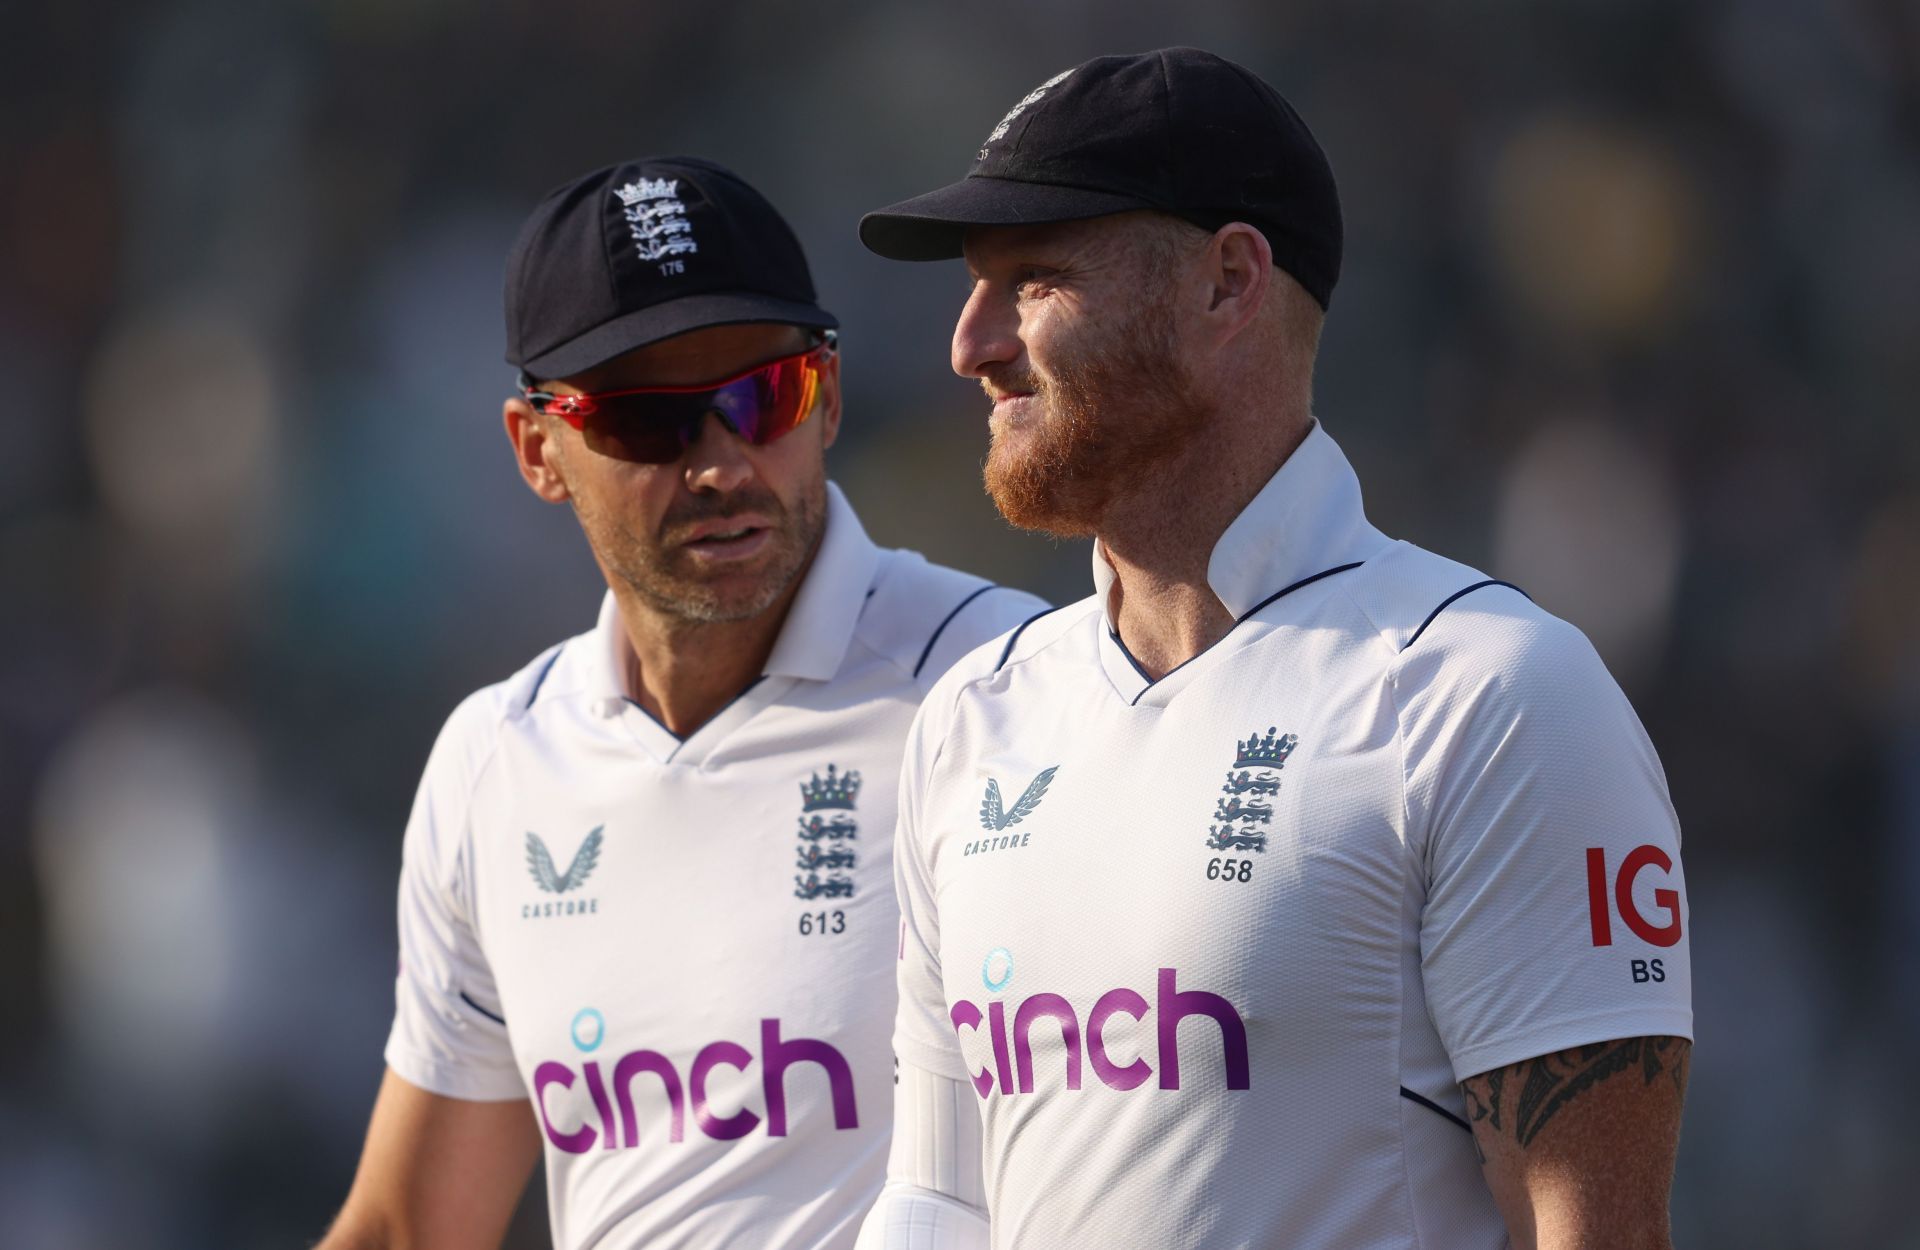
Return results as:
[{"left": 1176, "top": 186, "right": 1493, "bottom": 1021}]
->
[{"left": 1585, "top": 845, "right": 1683, "bottom": 948}]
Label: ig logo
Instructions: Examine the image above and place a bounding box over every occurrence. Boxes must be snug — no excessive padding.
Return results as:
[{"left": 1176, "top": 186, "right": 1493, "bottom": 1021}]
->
[{"left": 1585, "top": 846, "right": 1683, "bottom": 984}]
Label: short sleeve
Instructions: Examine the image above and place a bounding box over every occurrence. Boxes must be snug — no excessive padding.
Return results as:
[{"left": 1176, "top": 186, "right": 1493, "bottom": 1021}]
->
[
  {"left": 891, "top": 691, "right": 971, "bottom": 1081},
  {"left": 913, "top": 587, "right": 1051, "bottom": 694},
  {"left": 1399, "top": 603, "right": 1693, "bottom": 1082},
  {"left": 383, "top": 693, "right": 527, "bottom": 1101}
]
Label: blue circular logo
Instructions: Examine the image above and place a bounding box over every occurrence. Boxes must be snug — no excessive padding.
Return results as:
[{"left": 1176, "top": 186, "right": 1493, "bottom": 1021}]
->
[
  {"left": 571, "top": 1007, "right": 606, "bottom": 1053},
  {"left": 982, "top": 947, "right": 1014, "bottom": 993}
]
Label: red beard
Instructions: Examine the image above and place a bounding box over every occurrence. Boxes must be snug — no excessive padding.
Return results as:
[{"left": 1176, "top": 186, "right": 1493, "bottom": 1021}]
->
[{"left": 982, "top": 294, "right": 1201, "bottom": 537}]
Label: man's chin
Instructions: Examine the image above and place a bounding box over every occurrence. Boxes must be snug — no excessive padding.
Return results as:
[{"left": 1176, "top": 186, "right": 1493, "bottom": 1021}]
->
[
  {"left": 984, "top": 456, "right": 1100, "bottom": 538},
  {"left": 638, "top": 547, "right": 798, "bottom": 624},
  {"left": 650, "top": 582, "right": 784, "bottom": 624}
]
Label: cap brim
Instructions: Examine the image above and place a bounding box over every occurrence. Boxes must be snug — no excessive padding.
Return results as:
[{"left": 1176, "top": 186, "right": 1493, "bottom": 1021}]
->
[
  {"left": 859, "top": 176, "right": 1157, "bottom": 261},
  {"left": 519, "top": 292, "right": 839, "bottom": 380}
]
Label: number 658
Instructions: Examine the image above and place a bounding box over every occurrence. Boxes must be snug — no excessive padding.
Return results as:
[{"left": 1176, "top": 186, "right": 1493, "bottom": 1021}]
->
[{"left": 1206, "top": 858, "right": 1252, "bottom": 883}]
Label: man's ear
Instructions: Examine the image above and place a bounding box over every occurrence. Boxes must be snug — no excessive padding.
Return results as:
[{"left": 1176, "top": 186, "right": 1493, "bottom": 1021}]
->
[
  {"left": 815, "top": 348, "right": 843, "bottom": 451},
  {"left": 1199, "top": 222, "right": 1273, "bottom": 345},
  {"left": 504, "top": 398, "right": 572, "bottom": 503}
]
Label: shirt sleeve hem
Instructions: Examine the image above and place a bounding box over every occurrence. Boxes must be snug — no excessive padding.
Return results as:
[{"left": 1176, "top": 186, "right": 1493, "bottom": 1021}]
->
[
  {"left": 1448, "top": 1006, "right": 1695, "bottom": 1083},
  {"left": 893, "top": 1032, "right": 970, "bottom": 1083},
  {"left": 384, "top": 1041, "right": 529, "bottom": 1102}
]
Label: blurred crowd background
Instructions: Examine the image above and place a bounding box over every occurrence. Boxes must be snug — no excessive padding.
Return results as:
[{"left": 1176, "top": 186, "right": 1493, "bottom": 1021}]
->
[{"left": 4, "top": 0, "right": 1917, "bottom": 1246}]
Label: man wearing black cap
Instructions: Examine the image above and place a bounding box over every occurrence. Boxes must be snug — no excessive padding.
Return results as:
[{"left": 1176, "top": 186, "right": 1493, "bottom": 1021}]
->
[
  {"left": 856, "top": 50, "right": 1692, "bottom": 1249},
  {"left": 318, "top": 157, "right": 1044, "bottom": 1250}
]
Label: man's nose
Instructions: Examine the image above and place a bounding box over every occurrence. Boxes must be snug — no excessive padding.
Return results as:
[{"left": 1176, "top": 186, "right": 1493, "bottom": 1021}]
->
[
  {"left": 682, "top": 413, "right": 754, "bottom": 494},
  {"left": 952, "top": 283, "right": 1021, "bottom": 380}
]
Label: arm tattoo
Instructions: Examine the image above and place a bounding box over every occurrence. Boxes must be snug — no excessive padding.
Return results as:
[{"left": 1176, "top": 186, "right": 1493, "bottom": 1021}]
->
[{"left": 1462, "top": 1036, "right": 1688, "bottom": 1150}]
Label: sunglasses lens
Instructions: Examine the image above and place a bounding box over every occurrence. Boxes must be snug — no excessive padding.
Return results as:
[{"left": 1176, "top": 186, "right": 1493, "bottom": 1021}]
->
[
  {"left": 544, "top": 348, "right": 824, "bottom": 465},
  {"left": 720, "top": 354, "right": 820, "bottom": 444},
  {"left": 576, "top": 406, "right": 687, "bottom": 464}
]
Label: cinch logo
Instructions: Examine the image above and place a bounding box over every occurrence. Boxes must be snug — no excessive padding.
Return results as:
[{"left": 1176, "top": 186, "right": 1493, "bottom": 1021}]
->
[
  {"left": 948, "top": 965, "right": 1250, "bottom": 1097},
  {"left": 533, "top": 1012, "right": 857, "bottom": 1154},
  {"left": 1585, "top": 845, "right": 1684, "bottom": 947}
]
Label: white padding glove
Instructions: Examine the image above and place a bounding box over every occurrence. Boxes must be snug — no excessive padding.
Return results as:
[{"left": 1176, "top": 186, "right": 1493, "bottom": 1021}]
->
[
  {"left": 853, "top": 1183, "right": 990, "bottom": 1250},
  {"left": 854, "top": 1061, "right": 989, "bottom": 1248}
]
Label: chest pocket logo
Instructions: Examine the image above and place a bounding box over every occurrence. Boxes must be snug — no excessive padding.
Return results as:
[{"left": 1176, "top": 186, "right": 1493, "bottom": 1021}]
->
[
  {"left": 527, "top": 827, "right": 604, "bottom": 894},
  {"left": 980, "top": 767, "right": 1059, "bottom": 831},
  {"left": 1206, "top": 730, "right": 1298, "bottom": 854},
  {"left": 796, "top": 764, "right": 861, "bottom": 901}
]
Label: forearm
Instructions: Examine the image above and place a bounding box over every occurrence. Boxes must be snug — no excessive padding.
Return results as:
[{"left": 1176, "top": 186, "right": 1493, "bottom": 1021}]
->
[
  {"left": 317, "top": 1069, "right": 540, "bottom": 1250},
  {"left": 1462, "top": 1036, "right": 1689, "bottom": 1250},
  {"left": 314, "top": 1211, "right": 391, "bottom": 1250},
  {"left": 855, "top": 1060, "right": 989, "bottom": 1250}
]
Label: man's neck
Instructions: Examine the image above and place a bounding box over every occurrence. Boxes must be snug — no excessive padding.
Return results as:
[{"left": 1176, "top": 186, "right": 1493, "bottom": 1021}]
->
[
  {"left": 1101, "top": 415, "right": 1311, "bottom": 680},
  {"left": 611, "top": 575, "right": 806, "bottom": 738}
]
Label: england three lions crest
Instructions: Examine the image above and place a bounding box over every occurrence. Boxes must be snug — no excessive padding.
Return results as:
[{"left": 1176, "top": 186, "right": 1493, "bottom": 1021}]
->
[
  {"left": 1205, "top": 728, "right": 1297, "bottom": 853},
  {"left": 794, "top": 765, "right": 860, "bottom": 900},
  {"left": 613, "top": 177, "right": 699, "bottom": 267}
]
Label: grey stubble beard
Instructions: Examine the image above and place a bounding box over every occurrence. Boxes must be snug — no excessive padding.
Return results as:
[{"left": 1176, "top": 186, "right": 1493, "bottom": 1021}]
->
[{"left": 583, "top": 474, "right": 827, "bottom": 627}]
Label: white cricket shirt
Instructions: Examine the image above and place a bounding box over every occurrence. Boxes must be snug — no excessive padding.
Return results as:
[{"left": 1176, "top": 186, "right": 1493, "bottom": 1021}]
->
[
  {"left": 893, "top": 423, "right": 1693, "bottom": 1248},
  {"left": 384, "top": 483, "right": 1046, "bottom": 1250}
]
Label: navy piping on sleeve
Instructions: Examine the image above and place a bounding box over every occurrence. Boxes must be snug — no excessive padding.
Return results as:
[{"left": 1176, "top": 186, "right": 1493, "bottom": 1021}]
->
[
  {"left": 994, "top": 606, "right": 1068, "bottom": 674},
  {"left": 1399, "top": 1086, "right": 1472, "bottom": 1133},
  {"left": 460, "top": 990, "right": 506, "bottom": 1026},
  {"left": 914, "top": 583, "right": 1000, "bottom": 678},
  {"left": 524, "top": 644, "right": 565, "bottom": 710},
  {"left": 1125, "top": 561, "right": 1367, "bottom": 705},
  {"left": 1237, "top": 561, "right": 1367, "bottom": 622},
  {"left": 1402, "top": 580, "right": 1530, "bottom": 652}
]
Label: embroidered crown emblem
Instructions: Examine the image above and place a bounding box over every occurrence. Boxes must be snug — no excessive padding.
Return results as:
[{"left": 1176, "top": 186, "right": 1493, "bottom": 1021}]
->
[
  {"left": 614, "top": 176, "right": 681, "bottom": 205},
  {"left": 612, "top": 176, "right": 698, "bottom": 266},
  {"left": 800, "top": 764, "right": 862, "bottom": 812},
  {"left": 795, "top": 763, "right": 860, "bottom": 900},
  {"left": 980, "top": 68, "right": 1074, "bottom": 159},
  {"left": 1233, "top": 727, "right": 1299, "bottom": 771},
  {"left": 1208, "top": 728, "right": 1300, "bottom": 854}
]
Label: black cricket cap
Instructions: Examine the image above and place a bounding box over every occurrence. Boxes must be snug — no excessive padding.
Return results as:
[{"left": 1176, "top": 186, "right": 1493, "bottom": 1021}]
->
[
  {"left": 860, "top": 48, "right": 1342, "bottom": 309},
  {"left": 505, "top": 156, "right": 837, "bottom": 380}
]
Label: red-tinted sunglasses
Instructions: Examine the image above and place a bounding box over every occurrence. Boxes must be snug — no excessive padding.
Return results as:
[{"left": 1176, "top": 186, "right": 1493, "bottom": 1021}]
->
[{"left": 521, "top": 332, "right": 836, "bottom": 464}]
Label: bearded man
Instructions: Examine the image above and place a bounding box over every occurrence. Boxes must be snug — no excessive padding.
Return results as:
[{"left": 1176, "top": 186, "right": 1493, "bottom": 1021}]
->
[
  {"left": 318, "top": 156, "right": 1045, "bottom": 1250},
  {"left": 853, "top": 49, "right": 1693, "bottom": 1250}
]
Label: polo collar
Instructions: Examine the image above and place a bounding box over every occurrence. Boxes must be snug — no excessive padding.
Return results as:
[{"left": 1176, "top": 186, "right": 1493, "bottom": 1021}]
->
[
  {"left": 1091, "top": 420, "right": 1388, "bottom": 623},
  {"left": 588, "top": 481, "right": 882, "bottom": 712},
  {"left": 763, "top": 481, "right": 882, "bottom": 681}
]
